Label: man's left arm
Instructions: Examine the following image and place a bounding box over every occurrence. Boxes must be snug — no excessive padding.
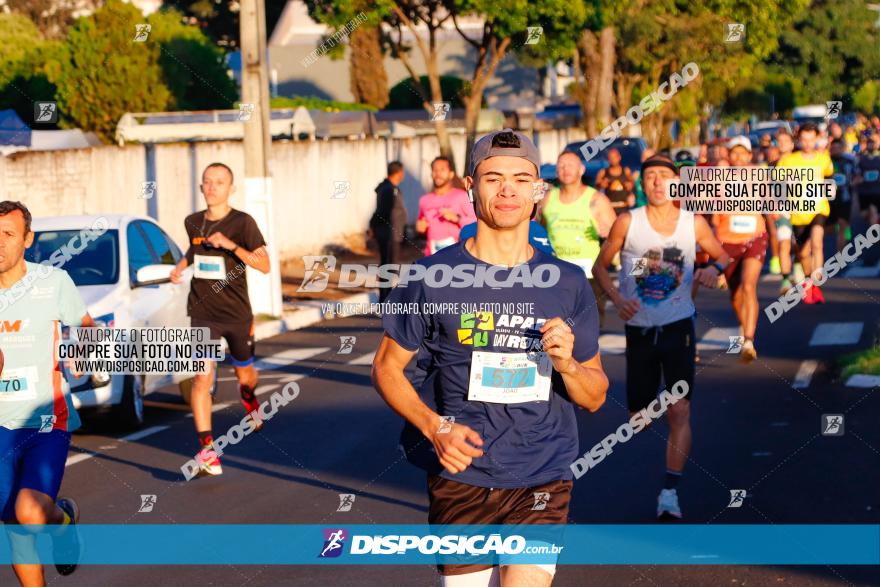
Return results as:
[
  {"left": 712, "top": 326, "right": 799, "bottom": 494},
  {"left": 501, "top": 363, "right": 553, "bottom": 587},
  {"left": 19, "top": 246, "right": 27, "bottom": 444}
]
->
[{"left": 540, "top": 316, "right": 608, "bottom": 412}]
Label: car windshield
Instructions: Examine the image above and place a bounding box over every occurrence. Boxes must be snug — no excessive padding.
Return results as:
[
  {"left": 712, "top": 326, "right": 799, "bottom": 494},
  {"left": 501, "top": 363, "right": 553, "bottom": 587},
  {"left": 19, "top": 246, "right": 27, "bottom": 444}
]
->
[{"left": 24, "top": 229, "right": 120, "bottom": 286}]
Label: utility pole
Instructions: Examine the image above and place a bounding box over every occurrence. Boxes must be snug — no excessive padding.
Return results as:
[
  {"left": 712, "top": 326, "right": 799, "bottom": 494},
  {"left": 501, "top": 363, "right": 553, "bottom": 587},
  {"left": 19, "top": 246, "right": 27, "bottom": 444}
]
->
[{"left": 240, "top": 0, "right": 282, "bottom": 318}]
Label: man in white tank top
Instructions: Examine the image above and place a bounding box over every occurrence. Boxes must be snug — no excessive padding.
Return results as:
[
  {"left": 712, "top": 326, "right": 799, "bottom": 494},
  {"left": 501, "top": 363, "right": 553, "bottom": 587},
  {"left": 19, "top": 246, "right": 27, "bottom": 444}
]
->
[{"left": 593, "top": 155, "right": 730, "bottom": 520}]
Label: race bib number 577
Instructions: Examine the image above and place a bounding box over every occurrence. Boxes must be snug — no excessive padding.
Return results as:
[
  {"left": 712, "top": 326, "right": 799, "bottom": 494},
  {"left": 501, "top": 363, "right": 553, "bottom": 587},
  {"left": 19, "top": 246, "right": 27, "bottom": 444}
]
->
[{"left": 468, "top": 351, "right": 552, "bottom": 404}]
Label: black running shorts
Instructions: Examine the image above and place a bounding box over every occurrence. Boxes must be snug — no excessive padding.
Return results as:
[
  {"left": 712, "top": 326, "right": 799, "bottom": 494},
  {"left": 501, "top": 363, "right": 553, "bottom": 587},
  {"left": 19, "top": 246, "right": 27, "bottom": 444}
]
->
[
  {"left": 190, "top": 318, "right": 255, "bottom": 367},
  {"left": 624, "top": 316, "right": 695, "bottom": 412}
]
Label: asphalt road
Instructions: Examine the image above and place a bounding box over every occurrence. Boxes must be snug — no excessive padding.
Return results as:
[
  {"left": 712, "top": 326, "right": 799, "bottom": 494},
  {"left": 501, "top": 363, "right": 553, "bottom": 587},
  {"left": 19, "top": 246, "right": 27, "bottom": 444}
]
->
[{"left": 3, "top": 238, "right": 879, "bottom": 586}]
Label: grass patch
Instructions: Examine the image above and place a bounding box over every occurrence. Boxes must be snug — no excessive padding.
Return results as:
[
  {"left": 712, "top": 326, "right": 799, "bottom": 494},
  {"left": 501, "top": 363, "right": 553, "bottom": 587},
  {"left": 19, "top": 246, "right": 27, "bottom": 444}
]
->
[{"left": 839, "top": 346, "right": 880, "bottom": 378}]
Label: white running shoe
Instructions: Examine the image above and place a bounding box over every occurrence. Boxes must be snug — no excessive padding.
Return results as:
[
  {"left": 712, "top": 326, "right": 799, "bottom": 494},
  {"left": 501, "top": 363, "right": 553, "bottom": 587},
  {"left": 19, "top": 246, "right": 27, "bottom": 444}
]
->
[
  {"left": 740, "top": 339, "right": 757, "bottom": 363},
  {"left": 657, "top": 488, "right": 682, "bottom": 519}
]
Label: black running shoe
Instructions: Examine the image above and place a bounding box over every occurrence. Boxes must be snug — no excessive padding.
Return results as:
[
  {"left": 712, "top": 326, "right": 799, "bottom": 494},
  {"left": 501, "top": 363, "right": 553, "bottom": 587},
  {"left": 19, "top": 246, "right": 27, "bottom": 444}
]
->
[{"left": 53, "top": 497, "right": 81, "bottom": 576}]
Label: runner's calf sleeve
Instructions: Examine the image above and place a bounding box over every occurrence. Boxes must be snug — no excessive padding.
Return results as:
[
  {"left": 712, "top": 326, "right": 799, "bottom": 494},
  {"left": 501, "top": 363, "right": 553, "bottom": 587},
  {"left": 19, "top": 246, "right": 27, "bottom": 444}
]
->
[
  {"left": 198, "top": 431, "right": 214, "bottom": 447},
  {"left": 239, "top": 383, "right": 257, "bottom": 403}
]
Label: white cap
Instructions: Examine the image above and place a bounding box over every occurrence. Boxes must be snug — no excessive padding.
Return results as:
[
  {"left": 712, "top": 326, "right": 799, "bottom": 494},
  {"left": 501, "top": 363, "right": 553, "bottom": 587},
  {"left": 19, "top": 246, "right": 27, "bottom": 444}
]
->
[{"left": 727, "top": 136, "right": 752, "bottom": 152}]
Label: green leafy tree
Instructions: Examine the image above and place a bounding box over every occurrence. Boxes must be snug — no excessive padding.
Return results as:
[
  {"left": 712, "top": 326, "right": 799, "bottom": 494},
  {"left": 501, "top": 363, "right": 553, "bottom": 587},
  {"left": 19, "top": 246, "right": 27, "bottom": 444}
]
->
[
  {"left": 147, "top": 9, "right": 238, "bottom": 110},
  {"left": 853, "top": 80, "right": 880, "bottom": 115},
  {"left": 53, "top": 0, "right": 171, "bottom": 142},
  {"left": 424, "top": 0, "right": 587, "bottom": 170},
  {"left": 770, "top": 0, "right": 880, "bottom": 105},
  {"left": 388, "top": 75, "right": 470, "bottom": 109},
  {"left": 4, "top": 0, "right": 80, "bottom": 39},
  {"left": 303, "top": 2, "right": 391, "bottom": 110},
  {"left": 269, "top": 95, "right": 377, "bottom": 111},
  {"left": 0, "top": 14, "right": 63, "bottom": 128},
  {"left": 164, "top": 0, "right": 289, "bottom": 49},
  {"left": 0, "top": 13, "right": 47, "bottom": 87},
  {"left": 606, "top": 0, "right": 809, "bottom": 147}
]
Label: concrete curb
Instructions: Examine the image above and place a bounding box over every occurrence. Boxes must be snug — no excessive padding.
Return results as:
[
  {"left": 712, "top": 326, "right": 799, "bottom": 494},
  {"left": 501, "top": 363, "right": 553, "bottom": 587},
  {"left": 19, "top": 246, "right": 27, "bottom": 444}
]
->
[{"left": 254, "top": 291, "right": 379, "bottom": 342}]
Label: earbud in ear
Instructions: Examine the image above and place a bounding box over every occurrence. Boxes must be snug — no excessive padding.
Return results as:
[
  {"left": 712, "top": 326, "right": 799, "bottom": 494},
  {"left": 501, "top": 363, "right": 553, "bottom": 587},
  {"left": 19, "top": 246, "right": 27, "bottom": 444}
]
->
[{"left": 468, "top": 188, "right": 474, "bottom": 202}]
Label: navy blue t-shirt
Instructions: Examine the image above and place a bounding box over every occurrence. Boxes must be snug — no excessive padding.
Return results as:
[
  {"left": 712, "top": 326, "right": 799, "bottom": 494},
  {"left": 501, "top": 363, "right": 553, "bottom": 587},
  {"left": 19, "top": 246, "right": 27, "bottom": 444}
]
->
[{"left": 383, "top": 240, "right": 600, "bottom": 489}]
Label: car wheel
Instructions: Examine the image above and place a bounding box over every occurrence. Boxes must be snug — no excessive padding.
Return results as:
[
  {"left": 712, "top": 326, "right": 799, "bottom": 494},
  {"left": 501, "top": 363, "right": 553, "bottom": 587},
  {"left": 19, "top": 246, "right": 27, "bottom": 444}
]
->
[{"left": 115, "top": 374, "right": 145, "bottom": 430}]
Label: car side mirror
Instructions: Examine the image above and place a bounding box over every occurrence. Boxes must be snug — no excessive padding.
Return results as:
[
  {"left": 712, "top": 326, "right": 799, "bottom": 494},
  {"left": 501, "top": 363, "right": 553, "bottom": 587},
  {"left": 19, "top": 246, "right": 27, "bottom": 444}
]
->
[{"left": 134, "top": 264, "right": 173, "bottom": 287}]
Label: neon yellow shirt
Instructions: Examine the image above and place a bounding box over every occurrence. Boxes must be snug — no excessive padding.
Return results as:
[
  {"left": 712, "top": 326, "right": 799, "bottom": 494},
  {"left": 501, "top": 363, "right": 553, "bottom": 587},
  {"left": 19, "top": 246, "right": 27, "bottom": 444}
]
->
[
  {"left": 777, "top": 151, "right": 833, "bottom": 225},
  {"left": 541, "top": 187, "right": 601, "bottom": 261}
]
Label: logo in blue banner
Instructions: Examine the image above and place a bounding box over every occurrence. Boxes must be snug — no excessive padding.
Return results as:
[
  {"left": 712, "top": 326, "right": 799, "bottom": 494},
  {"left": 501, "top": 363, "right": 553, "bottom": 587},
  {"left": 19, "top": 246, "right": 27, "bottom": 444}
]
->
[{"left": 319, "top": 528, "right": 348, "bottom": 558}]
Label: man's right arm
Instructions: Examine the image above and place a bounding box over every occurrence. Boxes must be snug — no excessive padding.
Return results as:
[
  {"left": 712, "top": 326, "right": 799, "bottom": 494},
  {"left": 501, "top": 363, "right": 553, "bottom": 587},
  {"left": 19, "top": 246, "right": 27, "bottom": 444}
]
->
[
  {"left": 170, "top": 249, "right": 191, "bottom": 284},
  {"left": 415, "top": 200, "right": 429, "bottom": 234},
  {"left": 593, "top": 213, "right": 640, "bottom": 321},
  {"left": 372, "top": 334, "right": 484, "bottom": 474},
  {"left": 372, "top": 335, "right": 437, "bottom": 437}
]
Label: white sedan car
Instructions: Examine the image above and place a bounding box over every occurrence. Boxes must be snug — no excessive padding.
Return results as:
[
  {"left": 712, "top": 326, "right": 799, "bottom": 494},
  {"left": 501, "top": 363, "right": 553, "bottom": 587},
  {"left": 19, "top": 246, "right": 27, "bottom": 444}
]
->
[{"left": 26, "top": 214, "right": 193, "bottom": 430}]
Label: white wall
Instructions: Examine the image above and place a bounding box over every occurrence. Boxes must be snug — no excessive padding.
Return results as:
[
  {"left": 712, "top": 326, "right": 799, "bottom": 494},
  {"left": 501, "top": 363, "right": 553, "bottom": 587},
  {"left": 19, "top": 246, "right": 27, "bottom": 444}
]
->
[{"left": 1, "top": 128, "right": 584, "bottom": 258}]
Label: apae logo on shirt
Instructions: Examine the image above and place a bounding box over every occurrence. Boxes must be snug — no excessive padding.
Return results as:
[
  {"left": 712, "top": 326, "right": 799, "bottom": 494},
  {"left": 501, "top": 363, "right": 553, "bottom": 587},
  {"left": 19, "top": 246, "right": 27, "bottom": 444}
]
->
[{"left": 456, "top": 312, "right": 547, "bottom": 351}]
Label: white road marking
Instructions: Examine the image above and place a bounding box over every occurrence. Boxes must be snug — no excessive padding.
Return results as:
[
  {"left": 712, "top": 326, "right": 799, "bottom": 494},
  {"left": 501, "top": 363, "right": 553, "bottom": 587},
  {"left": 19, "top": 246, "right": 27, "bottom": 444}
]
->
[
  {"left": 66, "top": 425, "right": 170, "bottom": 467},
  {"left": 843, "top": 261, "right": 880, "bottom": 278},
  {"left": 65, "top": 453, "right": 95, "bottom": 467},
  {"left": 809, "top": 322, "right": 863, "bottom": 346},
  {"left": 252, "top": 347, "right": 329, "bottom": 371},
  {"left": 120, "top": 425, "right": 171, "bottom": 442},
  {"left": 792, "top": 360, "right": 818, "bottom": 389},
  {"left": 697, "top": 327, "right": 741, "bottom": 352},
  {"left": 845, "top": 374, "right": 880, "bottom": 388},
  {"left": 761, "top": 274, "right": 782, "bottom": 282},
  {"left": 598, "top": 333, "right": 626, "bottom": 355},
  {"left": 255, "top": 375, "right": 304, "bottom": 397},
  {"left": 348, "top": 352, "right": 376, "bottom": 366}
]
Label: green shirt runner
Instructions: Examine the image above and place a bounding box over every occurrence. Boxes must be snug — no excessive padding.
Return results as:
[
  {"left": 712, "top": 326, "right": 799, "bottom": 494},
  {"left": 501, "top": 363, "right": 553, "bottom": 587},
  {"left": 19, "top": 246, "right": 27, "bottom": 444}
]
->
[{"left": 542, "top": 186, "right": 602, "bottom": 276}]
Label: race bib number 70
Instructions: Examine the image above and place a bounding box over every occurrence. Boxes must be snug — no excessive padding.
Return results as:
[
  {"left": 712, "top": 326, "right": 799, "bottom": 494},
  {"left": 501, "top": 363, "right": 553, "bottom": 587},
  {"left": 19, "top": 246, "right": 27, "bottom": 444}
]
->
[{"left": 0, "top": 366, "right": 38, "bottom": 402}]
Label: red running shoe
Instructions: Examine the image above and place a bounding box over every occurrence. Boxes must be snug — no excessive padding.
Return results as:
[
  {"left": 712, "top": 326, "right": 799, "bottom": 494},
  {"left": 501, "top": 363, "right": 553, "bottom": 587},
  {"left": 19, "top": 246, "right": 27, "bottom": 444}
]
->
[
  {"left": 802, "top": 280, "right": 816, "bottom": 304},
  {"left": 195, "top": 446, "right": 222, "bottom": 477},
  {"left": 811, "top": 285, "right": 825, "bottom": 304}
]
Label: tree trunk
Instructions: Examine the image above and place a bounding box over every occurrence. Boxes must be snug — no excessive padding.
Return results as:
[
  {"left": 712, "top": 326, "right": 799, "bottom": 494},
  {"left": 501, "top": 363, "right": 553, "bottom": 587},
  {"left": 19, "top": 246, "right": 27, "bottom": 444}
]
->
[
  {"left": 463, "top": 94, "right": 481, "bottom": 177},
  {"left": 596, "top": 27, "right": 615, "bottom": 128},
  {"left": 349, "top": 24, "right": 389, "bottom": 109},
  {"left": 425, "top": 51, "right": 455, "bottom": 168},
  {"left": 573, "top": 30, "right": 600, "bottom": 137}
]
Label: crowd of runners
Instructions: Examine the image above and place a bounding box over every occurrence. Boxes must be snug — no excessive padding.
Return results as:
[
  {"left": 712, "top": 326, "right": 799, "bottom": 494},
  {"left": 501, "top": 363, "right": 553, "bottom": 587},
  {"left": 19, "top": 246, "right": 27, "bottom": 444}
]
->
[
  {"left": 372, "top": 114, "right": 880, "bottom": 586},
  {"left": 0, "top": 110, "right": 878, "bottom": 586}
]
